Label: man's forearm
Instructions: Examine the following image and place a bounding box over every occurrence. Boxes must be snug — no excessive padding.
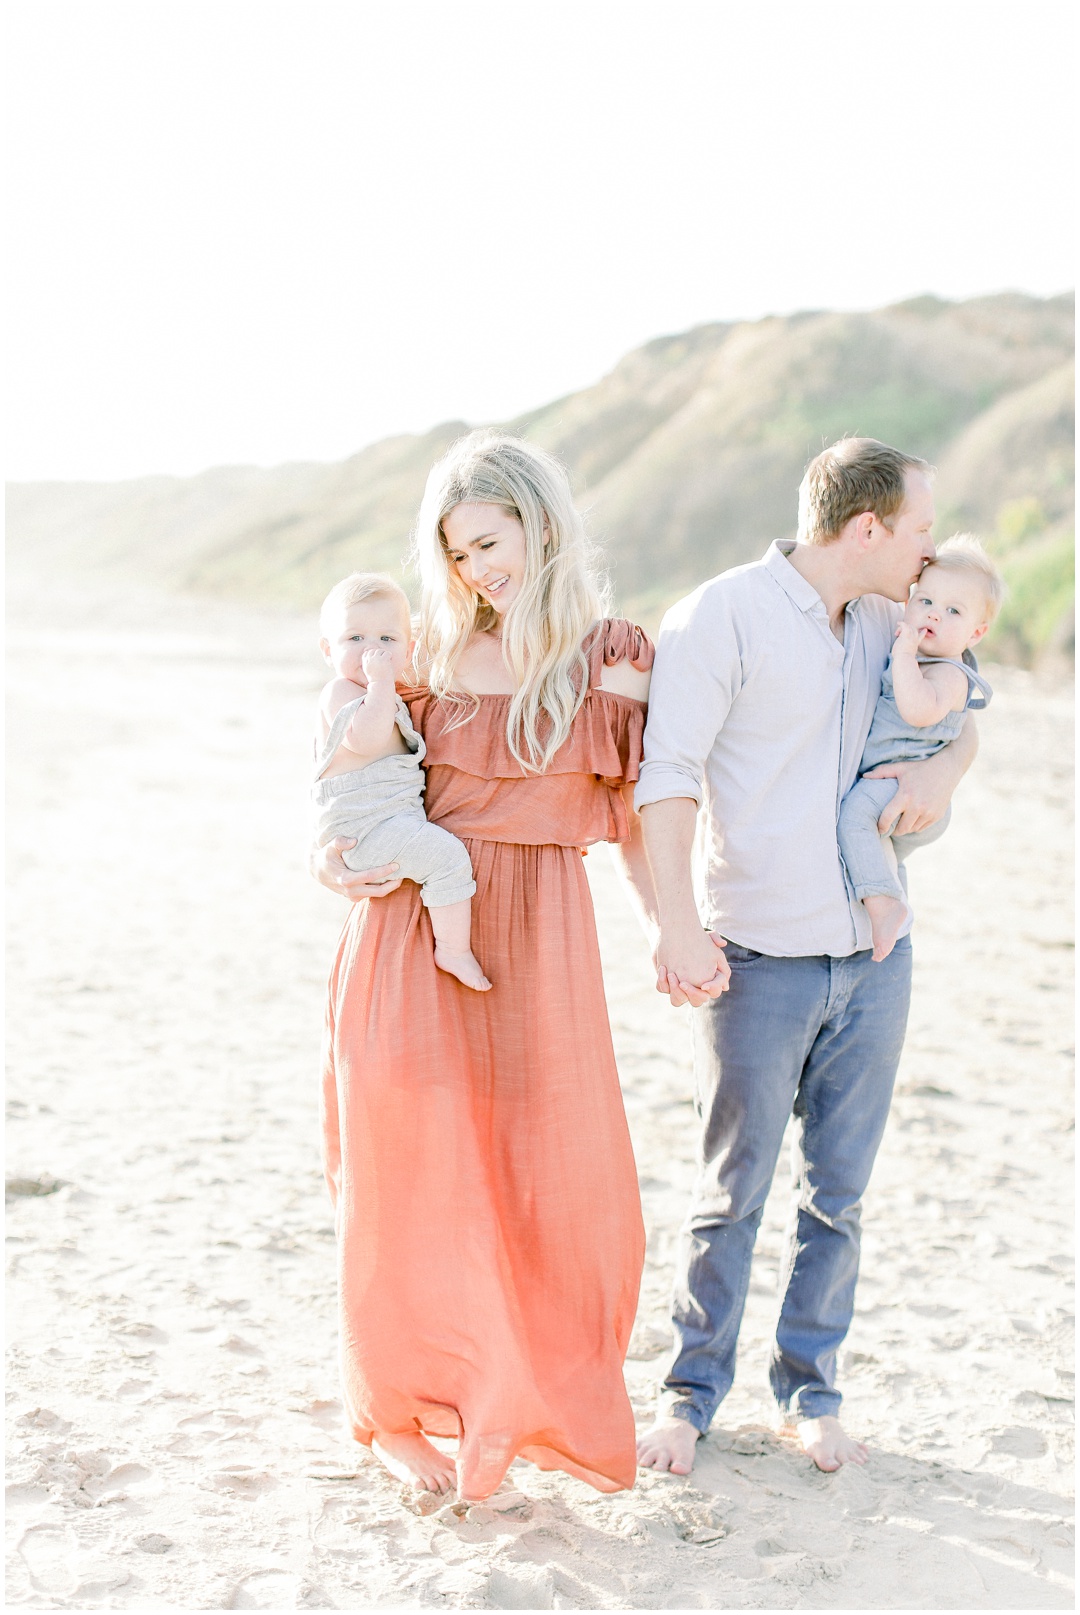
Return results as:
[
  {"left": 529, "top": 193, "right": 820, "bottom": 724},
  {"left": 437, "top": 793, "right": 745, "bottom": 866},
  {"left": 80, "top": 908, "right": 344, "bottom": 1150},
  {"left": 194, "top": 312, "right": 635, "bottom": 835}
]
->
[{"left": 639, "top": 798, "right": 702, "bottom": 931}]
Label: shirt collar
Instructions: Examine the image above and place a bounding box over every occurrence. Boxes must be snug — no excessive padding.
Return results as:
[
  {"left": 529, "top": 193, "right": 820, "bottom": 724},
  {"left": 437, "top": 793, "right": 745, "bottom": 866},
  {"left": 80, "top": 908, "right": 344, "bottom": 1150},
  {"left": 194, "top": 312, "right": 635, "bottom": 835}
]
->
[{"left": 765, "top": 540, "right": 864, "bottom": 617}]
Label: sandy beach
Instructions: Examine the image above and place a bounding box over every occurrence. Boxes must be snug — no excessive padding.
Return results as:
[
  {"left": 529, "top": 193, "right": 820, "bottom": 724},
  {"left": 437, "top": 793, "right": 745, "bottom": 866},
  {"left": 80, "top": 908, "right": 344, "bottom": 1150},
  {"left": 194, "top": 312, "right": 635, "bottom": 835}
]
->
[{"left": 6, "top": 577, "right": 1074, "bottom": 1611}]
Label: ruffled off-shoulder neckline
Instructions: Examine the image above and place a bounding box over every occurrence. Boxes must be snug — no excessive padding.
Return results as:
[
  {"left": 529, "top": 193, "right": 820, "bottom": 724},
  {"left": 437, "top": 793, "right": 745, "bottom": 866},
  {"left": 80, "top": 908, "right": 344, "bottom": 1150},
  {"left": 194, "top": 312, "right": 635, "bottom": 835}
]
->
[
  {"left": 399, "top": 618, "right": 653, "bottom": 783},
  {"left": 400, "top": 617, "right": 653, "bottom": 705}
]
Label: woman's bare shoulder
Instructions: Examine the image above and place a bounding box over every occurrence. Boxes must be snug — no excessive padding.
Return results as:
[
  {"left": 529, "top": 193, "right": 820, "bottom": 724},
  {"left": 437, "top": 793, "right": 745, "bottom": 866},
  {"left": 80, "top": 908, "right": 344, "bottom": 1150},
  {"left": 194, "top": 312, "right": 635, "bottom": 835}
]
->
[{"left": 596, "top": 659, "right": 651, "bottom": 700}]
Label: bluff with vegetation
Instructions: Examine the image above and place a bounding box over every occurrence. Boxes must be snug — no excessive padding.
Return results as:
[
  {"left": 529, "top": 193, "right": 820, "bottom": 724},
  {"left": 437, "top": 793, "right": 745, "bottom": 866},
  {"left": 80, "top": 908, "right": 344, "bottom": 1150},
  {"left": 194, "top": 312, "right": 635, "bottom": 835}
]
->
[{"left": 8, "top": 292, "right": 1073, "bottom": 664}]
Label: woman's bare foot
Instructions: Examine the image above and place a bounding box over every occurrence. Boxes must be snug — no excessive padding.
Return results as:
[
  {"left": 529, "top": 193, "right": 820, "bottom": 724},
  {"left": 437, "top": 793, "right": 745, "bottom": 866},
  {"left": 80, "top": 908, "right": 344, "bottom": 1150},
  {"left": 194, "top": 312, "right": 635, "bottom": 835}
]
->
[
  {"left": 636, "top": 1416, "right": 700, "bottom": 1474},
  {"left": 795, "top": 1414, "right": 868, "bottom": 1472},
  {"left": 371, "top": 1430, "right": 457, "bottom": 1493},
  {"left": 862, "top": 893, "right": 910, "bottom": 962},
  {"left": 433, "top": 946, "right": 492, "bottom": 991}
]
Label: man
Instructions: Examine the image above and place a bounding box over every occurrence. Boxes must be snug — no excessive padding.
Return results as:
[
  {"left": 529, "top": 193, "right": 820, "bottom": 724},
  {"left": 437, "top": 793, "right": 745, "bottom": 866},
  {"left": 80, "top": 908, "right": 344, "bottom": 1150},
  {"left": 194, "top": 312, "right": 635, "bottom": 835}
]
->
[{"left": 634, "top": 438, "right": 976, "bottom": 1474}]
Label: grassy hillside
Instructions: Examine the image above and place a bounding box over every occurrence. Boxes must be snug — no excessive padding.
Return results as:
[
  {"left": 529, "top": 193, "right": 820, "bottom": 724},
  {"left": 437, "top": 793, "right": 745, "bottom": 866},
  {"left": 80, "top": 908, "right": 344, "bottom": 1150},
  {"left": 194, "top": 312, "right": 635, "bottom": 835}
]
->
[{"left": 7, "top": 292, "right": 1073, "bottom": 664}]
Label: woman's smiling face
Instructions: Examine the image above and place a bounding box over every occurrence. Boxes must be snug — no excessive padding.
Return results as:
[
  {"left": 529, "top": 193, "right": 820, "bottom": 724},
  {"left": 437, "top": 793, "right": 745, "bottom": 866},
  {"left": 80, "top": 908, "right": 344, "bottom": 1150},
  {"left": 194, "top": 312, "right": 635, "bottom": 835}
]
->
[{"left": 442, "top": 501, "right": 529, "bottom": 615}]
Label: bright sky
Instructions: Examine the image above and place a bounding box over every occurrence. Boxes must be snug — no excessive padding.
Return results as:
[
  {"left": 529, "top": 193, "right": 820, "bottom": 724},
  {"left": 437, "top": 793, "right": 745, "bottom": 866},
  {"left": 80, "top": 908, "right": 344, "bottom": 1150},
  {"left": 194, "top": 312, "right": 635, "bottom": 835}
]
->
[{"left": 7, "top": 0, "right": 1075, "bottom": 482}]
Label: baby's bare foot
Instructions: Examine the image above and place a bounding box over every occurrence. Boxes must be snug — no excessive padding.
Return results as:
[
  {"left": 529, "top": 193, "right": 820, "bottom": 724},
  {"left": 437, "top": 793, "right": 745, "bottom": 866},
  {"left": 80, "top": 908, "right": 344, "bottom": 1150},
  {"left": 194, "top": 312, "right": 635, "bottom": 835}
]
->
[
  {"left": 636, "top": 1416, "right": 700, "bottom": 1474},
  {"left": 795, "top": 1414, "right": 868, "bottom": 1472},
  {"left": 863, "top": 894, "right": 910, "bottom": 962},
  {"left": 371, "top": 1430, "right": 457, "bottom": 1494},
  {"left": 433, "top": 946, "right": 492, "bottom": 991}
]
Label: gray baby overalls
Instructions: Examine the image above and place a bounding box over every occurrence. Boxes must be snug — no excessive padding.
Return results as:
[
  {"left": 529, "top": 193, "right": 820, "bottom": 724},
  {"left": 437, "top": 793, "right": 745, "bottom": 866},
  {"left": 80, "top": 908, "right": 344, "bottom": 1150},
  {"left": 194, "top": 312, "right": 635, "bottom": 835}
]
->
[
  {"left": 838, "top": 649, "right": 993, "bottom": 903},
  {"left": 313, "top": 695, "right": 475, "bottom": 908}
]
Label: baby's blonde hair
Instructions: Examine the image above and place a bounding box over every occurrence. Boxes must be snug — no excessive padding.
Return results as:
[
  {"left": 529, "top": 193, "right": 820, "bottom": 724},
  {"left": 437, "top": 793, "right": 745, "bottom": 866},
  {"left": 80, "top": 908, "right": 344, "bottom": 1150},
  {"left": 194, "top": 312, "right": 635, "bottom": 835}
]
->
[
  {"left": 921, "top": 534, "right": 1005, "bottom": 624},
  {"left": 319, "top": 572, "right": 412, "bottom": 638}
]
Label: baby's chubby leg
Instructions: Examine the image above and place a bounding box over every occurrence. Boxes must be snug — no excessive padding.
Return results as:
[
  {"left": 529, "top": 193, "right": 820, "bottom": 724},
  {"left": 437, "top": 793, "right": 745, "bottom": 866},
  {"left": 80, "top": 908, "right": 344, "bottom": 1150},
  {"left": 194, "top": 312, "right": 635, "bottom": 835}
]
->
[
  {"left": 391, "top": 818, "right": 491, "bottom": 991},
  {"left": 428, "top": 898, "right": 491, "bottom": 992},
  {"left": 837, "top": 777, "right": 910, "bottom": 963}
]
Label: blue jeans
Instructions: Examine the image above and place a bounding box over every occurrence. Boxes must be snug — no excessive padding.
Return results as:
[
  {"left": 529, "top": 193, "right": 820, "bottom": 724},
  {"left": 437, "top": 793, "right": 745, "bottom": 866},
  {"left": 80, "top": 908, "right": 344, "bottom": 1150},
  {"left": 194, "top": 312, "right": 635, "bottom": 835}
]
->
[{"left": 661, "top": 937, "right": 912, "bottom": 1428}]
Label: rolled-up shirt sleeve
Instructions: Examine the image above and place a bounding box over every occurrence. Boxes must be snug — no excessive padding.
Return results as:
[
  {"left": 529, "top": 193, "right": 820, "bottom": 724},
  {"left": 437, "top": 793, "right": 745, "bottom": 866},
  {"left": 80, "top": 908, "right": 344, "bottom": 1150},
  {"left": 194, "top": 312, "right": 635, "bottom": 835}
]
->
[{"left": 635, "top": 581, "right": 745, "bottom": 811}]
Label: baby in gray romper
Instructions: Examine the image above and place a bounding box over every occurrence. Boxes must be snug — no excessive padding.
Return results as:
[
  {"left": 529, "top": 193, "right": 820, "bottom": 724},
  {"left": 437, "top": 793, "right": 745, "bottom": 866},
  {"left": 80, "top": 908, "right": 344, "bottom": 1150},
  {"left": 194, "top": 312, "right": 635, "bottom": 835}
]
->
[
  {"left": 839, "top": 535, "right": 1002, "bottom": 962},
  {"left": 314, "top": 572, "right": 491, "bottom": 992}
]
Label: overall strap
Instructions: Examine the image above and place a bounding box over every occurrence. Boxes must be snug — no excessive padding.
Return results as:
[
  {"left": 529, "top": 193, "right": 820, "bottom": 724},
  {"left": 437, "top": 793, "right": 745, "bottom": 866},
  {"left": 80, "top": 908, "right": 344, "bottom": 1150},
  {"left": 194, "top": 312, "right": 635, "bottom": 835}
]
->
[
  {"left": 916, "top": 652, "right": 993, "bottom": 711},
  {"left": 313, "top": 697, "right": 364, "bottom": 780}
]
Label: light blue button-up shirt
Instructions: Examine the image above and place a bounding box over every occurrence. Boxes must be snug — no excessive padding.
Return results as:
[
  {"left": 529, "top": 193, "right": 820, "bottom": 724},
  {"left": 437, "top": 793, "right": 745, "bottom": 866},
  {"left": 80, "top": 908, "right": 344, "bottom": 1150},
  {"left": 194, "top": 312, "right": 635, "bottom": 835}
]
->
[{"left": 635, "top": 541, "right": 902, "bottom": 958}]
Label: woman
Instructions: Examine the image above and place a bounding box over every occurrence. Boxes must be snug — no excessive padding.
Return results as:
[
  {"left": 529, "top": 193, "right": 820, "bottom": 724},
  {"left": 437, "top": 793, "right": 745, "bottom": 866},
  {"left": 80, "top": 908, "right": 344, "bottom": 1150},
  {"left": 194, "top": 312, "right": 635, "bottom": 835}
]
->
[{"left": 314, "top": 431, "right": 657, "bottom": 1502}]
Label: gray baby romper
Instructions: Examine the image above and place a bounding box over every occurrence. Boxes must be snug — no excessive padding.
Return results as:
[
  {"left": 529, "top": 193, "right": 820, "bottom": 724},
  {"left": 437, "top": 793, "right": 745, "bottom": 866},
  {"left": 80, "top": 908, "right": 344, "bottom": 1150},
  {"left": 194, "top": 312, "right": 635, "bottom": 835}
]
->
[
  {"left": 313, "top": 695, "right": 475, "bottom": 908},
  {"left": 838, "top": 649, "right": 993, "bottom": 902}
]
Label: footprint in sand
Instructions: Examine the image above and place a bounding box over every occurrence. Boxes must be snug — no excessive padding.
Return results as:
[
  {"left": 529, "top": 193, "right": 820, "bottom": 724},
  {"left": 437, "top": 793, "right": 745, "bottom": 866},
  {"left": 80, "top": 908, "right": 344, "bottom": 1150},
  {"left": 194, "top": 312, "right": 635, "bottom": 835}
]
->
[
  {"left": 311, "top": 1495, "right": 399, "bottom": 1555},
  {"left": 14, "top": 1405, "right": 71, "bottom": 1435},
  {"left": 485, "top": 1563, "right": 556, "bottom": 1609},
  {"left": 211, "top": 1466, "right": 278, "bottom": 1497},
  {"left": 990, "top": 1425, "right": 1049, "bottom": 1459},
  {"left": 18, "top": 1523, "right": 79, "bottom": 1597},
  {"left": 225, "top": 1570, "right": 334, "bottom": 1608},
  {"left": 93, "top": 1461, "right": 153, "bottom": 1504}
]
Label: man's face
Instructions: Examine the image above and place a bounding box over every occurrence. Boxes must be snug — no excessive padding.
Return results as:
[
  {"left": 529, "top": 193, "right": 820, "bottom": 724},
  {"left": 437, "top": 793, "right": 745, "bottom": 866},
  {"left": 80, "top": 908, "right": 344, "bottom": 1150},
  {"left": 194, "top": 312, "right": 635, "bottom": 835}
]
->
[{"left": 871, "top": 471, "right": 936, "bottom": 601}]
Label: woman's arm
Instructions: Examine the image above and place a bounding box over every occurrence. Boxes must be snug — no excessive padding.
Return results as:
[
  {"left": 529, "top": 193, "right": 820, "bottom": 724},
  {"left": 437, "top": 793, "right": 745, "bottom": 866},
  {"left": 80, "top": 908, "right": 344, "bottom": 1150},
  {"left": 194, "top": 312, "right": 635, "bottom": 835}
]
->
[
  {"left": 607, "top": 786, "right": 659, "bottom": 946},
  {"left": 597, "top": 661, "right": 651, "bottom": 700}
]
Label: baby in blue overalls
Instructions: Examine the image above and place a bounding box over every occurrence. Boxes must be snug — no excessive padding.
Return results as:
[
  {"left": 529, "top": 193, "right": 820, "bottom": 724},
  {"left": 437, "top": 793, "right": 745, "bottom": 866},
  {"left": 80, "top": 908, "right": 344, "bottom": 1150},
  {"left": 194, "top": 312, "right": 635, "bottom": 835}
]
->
[
  {"left": 314, "top": 572, "right": 491, "bottom": 992},
  {"left": 839, "top": 535, "right": 1002, "bottom": 962}
]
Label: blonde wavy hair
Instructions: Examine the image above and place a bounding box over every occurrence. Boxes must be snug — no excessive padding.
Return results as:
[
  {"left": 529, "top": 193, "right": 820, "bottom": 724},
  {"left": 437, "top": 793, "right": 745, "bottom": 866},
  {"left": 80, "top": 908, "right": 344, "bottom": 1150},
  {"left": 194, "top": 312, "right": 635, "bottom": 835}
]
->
[{"left": 413, "top": 431, "right": 609, "bottom": 773}]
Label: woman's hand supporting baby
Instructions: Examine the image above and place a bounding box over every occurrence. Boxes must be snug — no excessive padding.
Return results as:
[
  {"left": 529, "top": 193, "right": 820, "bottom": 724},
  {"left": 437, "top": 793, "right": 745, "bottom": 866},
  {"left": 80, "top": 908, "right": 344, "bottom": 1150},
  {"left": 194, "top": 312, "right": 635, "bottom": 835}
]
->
[{"left": 310, "top": 839, "right": 404, "bottom": 901}]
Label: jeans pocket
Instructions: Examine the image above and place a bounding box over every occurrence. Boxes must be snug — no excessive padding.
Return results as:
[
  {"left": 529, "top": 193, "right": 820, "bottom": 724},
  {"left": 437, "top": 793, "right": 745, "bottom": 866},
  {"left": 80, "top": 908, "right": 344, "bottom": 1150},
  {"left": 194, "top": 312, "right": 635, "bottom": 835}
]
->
[{"left": 722, "top": 941, "right": 763, "bottom": 965}]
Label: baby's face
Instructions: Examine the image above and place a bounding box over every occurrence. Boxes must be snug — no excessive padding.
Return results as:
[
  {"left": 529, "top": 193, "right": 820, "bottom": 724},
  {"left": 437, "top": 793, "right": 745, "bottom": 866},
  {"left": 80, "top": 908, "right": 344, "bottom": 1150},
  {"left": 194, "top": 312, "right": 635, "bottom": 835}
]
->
[
  {"left": 903, "top": 567, "right": 989, "bottom": 660},
  {"left": 321, "top": 600, "right": 413, "bottom": 685}
]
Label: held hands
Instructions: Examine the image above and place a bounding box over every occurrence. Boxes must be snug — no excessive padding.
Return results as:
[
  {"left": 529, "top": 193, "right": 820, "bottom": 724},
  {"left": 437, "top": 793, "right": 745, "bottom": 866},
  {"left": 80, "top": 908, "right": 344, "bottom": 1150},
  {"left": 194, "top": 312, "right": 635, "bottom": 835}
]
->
[
  {"left": 654, "top": 923, "right": 730, "bottom": 1009},
  {"left": 311, "top": 837, "right": 404, "bottom": 902}
]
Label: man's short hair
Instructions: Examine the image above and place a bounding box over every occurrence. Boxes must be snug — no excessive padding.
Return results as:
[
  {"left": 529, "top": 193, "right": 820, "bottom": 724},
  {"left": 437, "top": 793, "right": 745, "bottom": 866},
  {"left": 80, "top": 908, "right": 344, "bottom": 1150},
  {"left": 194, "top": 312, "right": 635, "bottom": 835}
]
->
[
  {"left": 319, "top": 572, "right": 412, "bottom": 637},
  {"left": 922, "top": 534, "right": 1005, "bottom": 624},
  {"left": 797, "top": 437, "right": 932, "bottom": 545}
]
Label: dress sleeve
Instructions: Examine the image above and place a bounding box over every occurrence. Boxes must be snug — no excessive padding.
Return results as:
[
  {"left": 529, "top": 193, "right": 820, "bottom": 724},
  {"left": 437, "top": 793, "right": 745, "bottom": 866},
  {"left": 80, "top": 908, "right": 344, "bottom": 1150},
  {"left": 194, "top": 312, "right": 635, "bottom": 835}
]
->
[
  {"left": 578, "top": 621, "right": 656, "bottom": 819},
  {"left": 597, "top": 617, "right": 655, "bottom": 674},
  {"left": 585, "top": 617, "right": 655, "bottom": 684}
]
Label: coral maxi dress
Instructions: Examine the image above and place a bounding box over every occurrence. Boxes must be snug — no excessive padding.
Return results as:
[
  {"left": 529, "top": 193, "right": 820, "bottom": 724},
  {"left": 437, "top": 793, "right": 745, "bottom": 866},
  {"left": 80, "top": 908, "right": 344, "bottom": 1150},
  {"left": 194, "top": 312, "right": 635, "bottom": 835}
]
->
[{"left": 321, "top": 619, "right": 652, "bottom": 1500}]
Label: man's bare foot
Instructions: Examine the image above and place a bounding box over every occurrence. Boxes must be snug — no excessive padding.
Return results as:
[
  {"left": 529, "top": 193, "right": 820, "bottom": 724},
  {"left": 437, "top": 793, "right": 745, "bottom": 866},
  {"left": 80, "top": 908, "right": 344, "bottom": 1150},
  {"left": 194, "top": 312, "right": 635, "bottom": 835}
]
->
[
  {"left": 371, "top": 1430, "right": 457, "bottom": 1493},
  {"left": 433, "top": 947, "right": 492, "bottom": 991},
  {"left": 636, "top": 1417, "right": 700, "bottom": 1474},
  {"left": 862, "top": 894, "right": 910, "bottom": 962},
  {"left": 795, "top": 1414, "right": 868, "bottom": 1472}
]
